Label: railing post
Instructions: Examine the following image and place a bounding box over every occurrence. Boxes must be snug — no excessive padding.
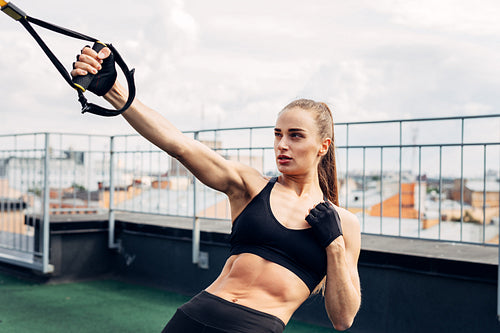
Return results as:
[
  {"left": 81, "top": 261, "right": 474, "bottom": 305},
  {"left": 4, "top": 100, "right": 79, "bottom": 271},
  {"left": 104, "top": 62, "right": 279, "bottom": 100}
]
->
[
  {"left": 192, "top": 132, "right": 200, "bottom": 264},
  {"left": 345, "top": 124, "right": 349, "bottom": 208},
  {"left": 398, "top": 121, "right": 402, "bottom": 236},
  {"left": 482, "top": 145, "right": 487, "bottom": 243},
  {"left": 108, "top": 136, "right": 119, "bottom": 249},
  {"left": 438, "top": 146, "right": 443, "bottom": 240},
  {"left": 41, "top": 133, "right": 53, "bottom": 273},
  {"left": 460, "top": 118, "right": 465, "bottom": 241},
  {"left": 379, "top": 147, "right": 384, "bottom": 233},
  {"left": 418, "top": 145, "right": 422, "bottom": 238},
  {"left": 362, "top": 147, "right": 366, "bottom": 232}
]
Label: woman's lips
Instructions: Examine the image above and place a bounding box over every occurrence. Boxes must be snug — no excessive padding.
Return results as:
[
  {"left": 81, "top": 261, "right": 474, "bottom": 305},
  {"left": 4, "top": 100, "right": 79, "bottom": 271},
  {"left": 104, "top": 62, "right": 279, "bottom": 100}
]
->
[{"left": 277, "top": 155, "right": 292, "bottom": 164}]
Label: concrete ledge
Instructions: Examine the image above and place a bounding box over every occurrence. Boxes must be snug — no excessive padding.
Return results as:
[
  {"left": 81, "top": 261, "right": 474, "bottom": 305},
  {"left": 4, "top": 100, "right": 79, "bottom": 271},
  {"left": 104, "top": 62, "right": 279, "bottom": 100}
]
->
[{"left": 361, "top": 233, "right": 497, "bottom": 265}]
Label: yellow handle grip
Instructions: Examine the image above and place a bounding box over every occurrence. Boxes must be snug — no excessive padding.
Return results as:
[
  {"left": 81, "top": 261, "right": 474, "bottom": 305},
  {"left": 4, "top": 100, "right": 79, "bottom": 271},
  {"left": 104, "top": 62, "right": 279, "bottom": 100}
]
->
[{"left": 1, "top": 1, "right": 26, "bottom": 20}]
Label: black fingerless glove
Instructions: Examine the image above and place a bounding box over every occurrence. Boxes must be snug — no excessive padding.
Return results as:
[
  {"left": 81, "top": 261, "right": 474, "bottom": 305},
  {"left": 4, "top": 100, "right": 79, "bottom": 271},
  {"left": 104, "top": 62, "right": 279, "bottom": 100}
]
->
[
  {"left": 305, "top": 202, "right": 343, "bottom": 248},
  {"left": 88, "top": 44, "right": 117, "bottom": 96},
  {"left": 73, "top": 43, "right": 117, "bottom": 96}
]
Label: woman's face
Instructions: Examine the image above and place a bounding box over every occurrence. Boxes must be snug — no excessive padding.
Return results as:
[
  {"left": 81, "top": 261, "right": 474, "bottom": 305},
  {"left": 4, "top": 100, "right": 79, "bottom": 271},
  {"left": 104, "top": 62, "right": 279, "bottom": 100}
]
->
[{"left": 274, "top": 107, "right": 327, "bottom": 176}]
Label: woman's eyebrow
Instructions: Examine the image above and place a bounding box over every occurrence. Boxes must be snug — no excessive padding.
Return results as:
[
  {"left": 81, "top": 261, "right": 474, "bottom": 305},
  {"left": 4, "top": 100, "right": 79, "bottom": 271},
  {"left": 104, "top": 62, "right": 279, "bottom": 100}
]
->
[
  {"left": 274, "top": 128, "right": 306, "bottom": 133},
  {"left": 289, "top": 128, "right": 306, "bottom": 133}
]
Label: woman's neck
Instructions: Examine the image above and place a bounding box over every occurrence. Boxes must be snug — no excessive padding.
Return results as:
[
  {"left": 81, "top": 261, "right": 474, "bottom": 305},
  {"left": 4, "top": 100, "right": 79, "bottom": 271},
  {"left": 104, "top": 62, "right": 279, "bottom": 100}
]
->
[{"left": 278, "top": 173, "right": 322, "bottom": 198}]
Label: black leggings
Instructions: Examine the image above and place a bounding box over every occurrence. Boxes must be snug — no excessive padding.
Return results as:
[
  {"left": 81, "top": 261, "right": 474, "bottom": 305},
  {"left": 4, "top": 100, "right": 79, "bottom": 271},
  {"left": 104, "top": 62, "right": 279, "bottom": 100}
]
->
[{"left": 162, "top": 291, "right": 286, "bottom": 333}]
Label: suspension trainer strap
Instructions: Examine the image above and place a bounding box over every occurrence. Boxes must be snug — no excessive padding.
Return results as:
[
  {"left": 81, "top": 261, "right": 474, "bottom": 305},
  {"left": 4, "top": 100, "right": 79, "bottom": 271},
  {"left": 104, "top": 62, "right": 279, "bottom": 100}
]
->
[{"left": 1, "top": 1, "right": 136, "bottom": 116}]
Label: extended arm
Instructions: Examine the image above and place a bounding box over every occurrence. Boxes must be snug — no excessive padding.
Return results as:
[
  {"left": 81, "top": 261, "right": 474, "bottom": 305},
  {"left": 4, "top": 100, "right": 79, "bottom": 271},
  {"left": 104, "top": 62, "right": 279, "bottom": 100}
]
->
[
  {"left": 105, "top": 80, "right": 245, "bottom": 194},
  {"left": 72, "top": 46, "right": 256, "bottom": 196}
]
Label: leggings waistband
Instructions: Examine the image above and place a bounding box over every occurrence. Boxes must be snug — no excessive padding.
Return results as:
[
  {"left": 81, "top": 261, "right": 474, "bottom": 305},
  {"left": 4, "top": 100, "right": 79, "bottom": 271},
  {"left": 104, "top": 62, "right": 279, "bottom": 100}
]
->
[{"left": 180, "top": 291, "right": 285, "bottom": 333}]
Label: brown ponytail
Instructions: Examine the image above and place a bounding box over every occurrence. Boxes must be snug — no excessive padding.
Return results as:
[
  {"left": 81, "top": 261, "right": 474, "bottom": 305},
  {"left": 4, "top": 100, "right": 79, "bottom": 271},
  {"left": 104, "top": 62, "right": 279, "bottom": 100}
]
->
[
  {"left": 281, "top": 99, "right": 339, "bottom": 205},
  {"left": 318, "top": 141, "right": 339, "bottom": 206}
]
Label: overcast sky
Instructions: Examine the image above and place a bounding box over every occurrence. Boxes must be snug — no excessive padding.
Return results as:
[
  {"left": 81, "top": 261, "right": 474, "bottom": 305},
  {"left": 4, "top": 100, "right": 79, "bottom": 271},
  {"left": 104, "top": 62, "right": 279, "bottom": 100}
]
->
[{"left": 1, "top": 0, "right": 499, "bottom": 136}]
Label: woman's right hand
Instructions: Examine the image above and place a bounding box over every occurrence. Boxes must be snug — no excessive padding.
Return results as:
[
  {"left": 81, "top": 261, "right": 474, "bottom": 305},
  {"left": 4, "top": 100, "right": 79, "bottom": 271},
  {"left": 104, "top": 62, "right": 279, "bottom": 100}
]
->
[{"left": 71, "top": 45, "right": 117, "bottom": 96}]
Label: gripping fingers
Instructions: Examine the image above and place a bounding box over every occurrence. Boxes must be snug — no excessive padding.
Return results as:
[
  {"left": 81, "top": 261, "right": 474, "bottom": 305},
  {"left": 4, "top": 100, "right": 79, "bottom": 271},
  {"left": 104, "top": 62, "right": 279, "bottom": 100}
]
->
[
  {"left": 71, "top": 67, "right": 88, "bottom": 77},
  {"left": 71, "top": 46, "right": 110, "bottom": 78},
  {"left": 306, "top": 209, "right": 318, "bottom": 220},
  {"left": 82, "top": 45, "right": 111, "bottom": 61},
  {"left": 71, "top": 60, "right": 97, "bottom": 76},
  {"left": 317, "top": 202, "right": 331, "bottom": 211},
  {"left": 78, "top": 54, "right": 101, "bottom": 71}
]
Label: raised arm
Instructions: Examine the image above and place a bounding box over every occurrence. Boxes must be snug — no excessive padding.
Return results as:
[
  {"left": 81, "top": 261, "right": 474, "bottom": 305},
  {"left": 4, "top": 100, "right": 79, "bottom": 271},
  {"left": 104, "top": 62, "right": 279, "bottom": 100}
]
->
[
  {"left": 323, "top": 208, "right": 361, "bottom": 331},
  {"left": 305, "top": 203, "right": 361, "bottom": 331},
  {"left": 72, "top": 46, "right": 258, "bottom": 196}
]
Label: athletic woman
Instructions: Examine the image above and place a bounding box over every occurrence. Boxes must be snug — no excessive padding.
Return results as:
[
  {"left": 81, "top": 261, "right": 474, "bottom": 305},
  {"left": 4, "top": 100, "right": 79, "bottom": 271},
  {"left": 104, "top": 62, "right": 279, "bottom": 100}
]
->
[{"left": 71, "top": 46, "right": 361, "bottom": 332}]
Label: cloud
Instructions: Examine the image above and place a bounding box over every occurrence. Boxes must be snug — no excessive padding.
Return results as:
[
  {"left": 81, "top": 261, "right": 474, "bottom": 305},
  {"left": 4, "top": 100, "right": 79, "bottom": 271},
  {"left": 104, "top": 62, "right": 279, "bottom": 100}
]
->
[
  {"left": 159, "top": 0, "right": 199, "bottom": 57},
  {"left": 1, "top": 0, "right": 499, "bottom": 137},
  {"left": 371, "top": 0, "right": 500, "bottom": 36},
  {"left": 168, "top": 0, "right": 199, "bottom": 38}
]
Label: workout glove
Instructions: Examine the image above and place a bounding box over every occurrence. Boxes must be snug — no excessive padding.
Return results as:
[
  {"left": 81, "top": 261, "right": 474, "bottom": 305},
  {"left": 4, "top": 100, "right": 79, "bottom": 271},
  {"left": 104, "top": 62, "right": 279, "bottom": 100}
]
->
[
  {"left": 73, "top": 43, "right": 117, "bottom": 96},
  {"left": 305, "top": 202, "right": 343, "bottom": 248},
  {"left": 88, "top": 46, "right": 117, "bottom": 96}
]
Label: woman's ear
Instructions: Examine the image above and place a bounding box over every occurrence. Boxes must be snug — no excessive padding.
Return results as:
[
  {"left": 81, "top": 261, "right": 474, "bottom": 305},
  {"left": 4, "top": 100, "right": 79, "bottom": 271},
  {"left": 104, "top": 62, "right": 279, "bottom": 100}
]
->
[{"left": 318, "top": 138, "right": 332, "bottom": 157}]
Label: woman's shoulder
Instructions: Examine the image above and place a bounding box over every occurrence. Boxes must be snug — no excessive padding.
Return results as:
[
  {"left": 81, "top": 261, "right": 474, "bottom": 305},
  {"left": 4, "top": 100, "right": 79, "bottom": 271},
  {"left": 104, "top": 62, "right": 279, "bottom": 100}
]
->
[
  {"left": 226, "top": 163, "right": 267, "bottom": 193},
  {"left": 226, "top": 166, "right": 272, "bottom": 205},
  {"left": 331, "top": 204, "right": 361, "bottom": 257},
  {"left": 332, "top": 204, "right": 361, "bottom": 235},
  {"left": 238, "top": 167, "right": 273, "bottom": 194}
]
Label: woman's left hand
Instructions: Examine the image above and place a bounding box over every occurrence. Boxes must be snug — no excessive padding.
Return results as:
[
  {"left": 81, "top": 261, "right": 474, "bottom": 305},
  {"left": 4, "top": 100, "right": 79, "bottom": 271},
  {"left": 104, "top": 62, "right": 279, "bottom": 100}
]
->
[{"left": 305, "top": 202, "right": 343, "bottom": 248}]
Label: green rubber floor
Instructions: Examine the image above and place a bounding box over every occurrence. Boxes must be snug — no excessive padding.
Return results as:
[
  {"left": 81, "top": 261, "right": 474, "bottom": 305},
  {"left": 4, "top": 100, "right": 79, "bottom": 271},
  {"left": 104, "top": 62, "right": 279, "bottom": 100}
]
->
[{"left": 0, "top": 272, "right": 338, "bottom": 332}]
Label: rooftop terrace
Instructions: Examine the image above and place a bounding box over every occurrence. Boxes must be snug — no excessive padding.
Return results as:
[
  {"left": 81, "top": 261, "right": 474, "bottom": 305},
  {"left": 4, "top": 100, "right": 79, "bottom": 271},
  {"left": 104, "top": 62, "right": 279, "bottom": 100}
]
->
[
  {"left": 0, "top": 114, "right": 499, "bottom": 332},
  {"left": 0, "top": 271, "right": 338, "bottom": 333}
]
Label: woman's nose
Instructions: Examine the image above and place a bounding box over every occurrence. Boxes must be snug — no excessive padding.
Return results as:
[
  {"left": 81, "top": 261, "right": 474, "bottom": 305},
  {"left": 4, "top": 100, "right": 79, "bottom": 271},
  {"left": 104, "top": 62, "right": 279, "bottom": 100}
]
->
[{"left": 277, "top": 137, "right": 288, "bottom": 150}]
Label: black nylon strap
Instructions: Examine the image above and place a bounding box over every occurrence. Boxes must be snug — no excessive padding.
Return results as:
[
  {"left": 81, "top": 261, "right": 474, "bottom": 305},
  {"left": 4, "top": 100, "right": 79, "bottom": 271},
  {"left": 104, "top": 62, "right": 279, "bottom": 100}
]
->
[
  {"left": 14, "top": 13, "right": 135, "bottom": 116},
  {"left": 19, "top": 17, "right": 78, "bottom": 89},
  {"left": 26, "top": 16, "right": 97, "bottom": 43}
]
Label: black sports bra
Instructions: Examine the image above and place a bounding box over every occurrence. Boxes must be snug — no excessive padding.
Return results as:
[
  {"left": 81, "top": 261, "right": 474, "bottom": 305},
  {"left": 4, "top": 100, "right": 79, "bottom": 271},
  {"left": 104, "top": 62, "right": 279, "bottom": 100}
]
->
[{"left": 229, "top": 177, "right": 327, "bottom": 292}]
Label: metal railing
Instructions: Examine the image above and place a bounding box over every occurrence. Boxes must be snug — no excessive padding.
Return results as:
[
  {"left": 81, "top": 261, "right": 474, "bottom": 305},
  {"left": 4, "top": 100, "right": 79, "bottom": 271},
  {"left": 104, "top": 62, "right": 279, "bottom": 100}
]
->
[
  {"left": 0, "top": 132, "right": 111, "bottom": 273},
  {"left": 0, "top": 114, "right": 499, "bottom": 272},
  {"left": 336, "top": 114, "right": 500, "bottom": 245}
]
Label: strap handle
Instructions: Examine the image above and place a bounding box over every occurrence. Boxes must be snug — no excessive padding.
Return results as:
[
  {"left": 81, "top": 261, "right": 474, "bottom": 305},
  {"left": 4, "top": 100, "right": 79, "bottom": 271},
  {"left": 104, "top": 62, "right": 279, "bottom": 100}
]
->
[
  {"left": 2, "top": 1, "right": 136, "bottom": 116},
  {"left": 76, "top": 43, "right": 136, "bottom": 117}
]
